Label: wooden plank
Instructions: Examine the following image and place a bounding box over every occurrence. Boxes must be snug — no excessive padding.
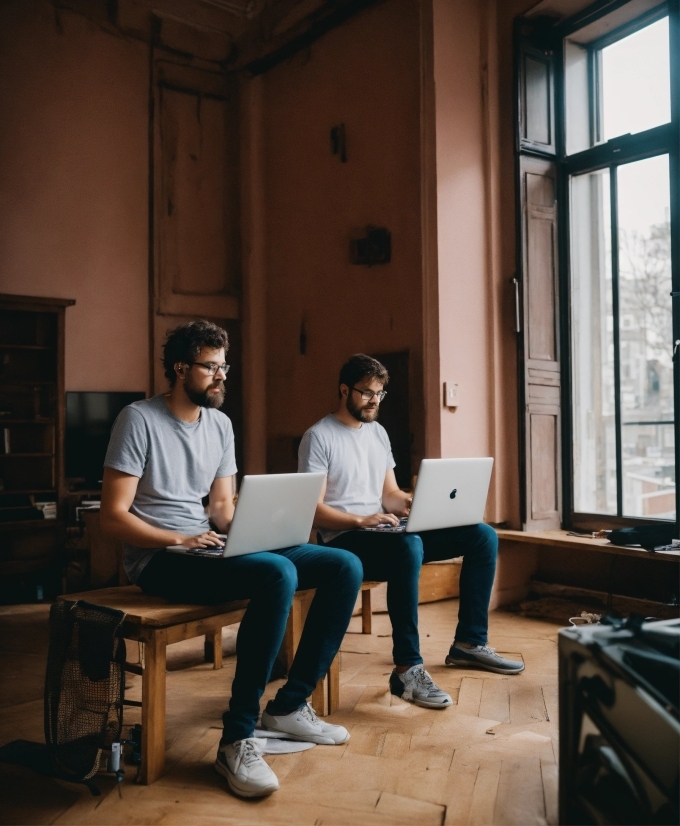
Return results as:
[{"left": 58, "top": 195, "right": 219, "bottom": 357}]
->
[
  {"left": 311, "top": 673, "right": 329, "bottom": 717},
  {"left": 542, "top": 684, "right": 558, "bottom": 724},
  {"left": 494, "top": 757, "right": 545, "bottom": 825},
  {"left": 310, "top": 654, "right": 339, "bottom": 717},
  {"left": 329, "top": 652, "right": 340, "bottom": 714},
  {"left": 362, "top": 589, "right": 373, "bottom": 635},
  {"left": 210, "top": 629, "right": 222, "bottom": 670},
  {"left": 443, "top": 759, "right": 479, "bottom": 825},
  {"left": 164, "top": 612, "right": 246, "bottom": 645},
  {"left": 479, "top": 679, "right": 510, "bottom": 723},
  {"left": 335, "top": 682, "right": 365, "bottom": 714},
  {"left": 456, "top": 677, "right": 483, "bottom": 716},
  {"left": 58, "top": 587, "right": 251, "bottom": 626},
  {"left": 345, "top": 725, "right": 389, "bottom": 757},
  {"left": 496, "top": 529, "right": 680, "bottom": 562},
  {"left": 406, "top": 735, "right": 454, "bottom": 771},
  {"left": 416, "top": 716, "right": 503, "bottom": 749},
  {"left": 541, "top": 759, "right": 559, "bottom": 825},
  {"left": 419, "top": 561, "right": 461, "bottom": 602},
  {"left": 380, "top": 731, "right": 411, "bottom": 759},
  {"left": 374, "top": 791, "right": 445, "bottom": 824},
  {"left": 509, "top": 683, "right": 548, "bottom": 725},
  {"left": 141, "top": 629, "right": 167, "bottom": 784},
  {"left": 467, "top": 760, "right": 502, "bottom": 825}
]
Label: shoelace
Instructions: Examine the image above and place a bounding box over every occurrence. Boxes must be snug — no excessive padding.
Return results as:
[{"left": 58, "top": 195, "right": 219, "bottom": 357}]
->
[
  {"left": 298, "top": 702, "right": 321, "bottom": 726},
  {"left": 476, "top": 645, "right": 498, "bottom": 657},
  {"left": 411, "top": 666, "right": 439, "bottom": 694},
  {"left": 232, "top": 738, "right": 264, "bottom": 770}
]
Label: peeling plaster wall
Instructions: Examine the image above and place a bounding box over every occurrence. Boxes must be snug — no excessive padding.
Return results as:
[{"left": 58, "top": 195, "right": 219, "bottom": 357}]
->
[{"left": 0, "top": 1, "right": 150, "bottom": 393}]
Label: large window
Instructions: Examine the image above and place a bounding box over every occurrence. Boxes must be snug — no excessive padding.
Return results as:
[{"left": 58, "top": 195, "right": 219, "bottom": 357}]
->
[{"left": 564, "top": 4, "right": 678, "bottom": 526}]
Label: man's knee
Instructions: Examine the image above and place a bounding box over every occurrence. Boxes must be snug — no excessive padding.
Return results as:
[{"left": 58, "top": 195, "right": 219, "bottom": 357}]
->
[
  {"left": 396, "top": 535, "right": 425, "bottom": 567},
  {"left": 335, "top": 549, "right": 364, "bottom": 588},
  {"left": 262, "top": 556, "right": 298, "bottom": 596},
  {"left": 473, "top": 523, "right": 498, "bottom": 561}
]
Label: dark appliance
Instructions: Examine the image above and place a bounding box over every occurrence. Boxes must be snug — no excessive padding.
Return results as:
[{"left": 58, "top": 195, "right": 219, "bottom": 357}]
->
[{"left": 558, "top": 617, "right": 679, "bottom": 825}]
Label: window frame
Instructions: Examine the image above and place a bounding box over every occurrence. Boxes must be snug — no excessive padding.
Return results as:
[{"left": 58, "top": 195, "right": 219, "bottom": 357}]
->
[{"left": 556, "top": 0, "right": 680, "bottom": 531}]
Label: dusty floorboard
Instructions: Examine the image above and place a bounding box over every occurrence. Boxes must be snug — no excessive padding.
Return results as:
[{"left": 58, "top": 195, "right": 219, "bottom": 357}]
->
[{"left": 0, "top": 600, "right": 561, "bottom": 825}]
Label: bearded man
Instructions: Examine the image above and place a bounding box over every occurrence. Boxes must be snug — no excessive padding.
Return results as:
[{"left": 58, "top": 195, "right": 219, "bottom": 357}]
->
[
  {"left": 299, "top": 353, "right": 523, "bottom": 712},
  {"left": 100, "top": 321, "right": 362, "bottom": 799}
]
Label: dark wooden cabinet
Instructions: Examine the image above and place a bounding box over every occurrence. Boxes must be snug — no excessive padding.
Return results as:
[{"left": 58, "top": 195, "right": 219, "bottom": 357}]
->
[{"left": 0, "top": 294, "right": 75, "bottom": 597}]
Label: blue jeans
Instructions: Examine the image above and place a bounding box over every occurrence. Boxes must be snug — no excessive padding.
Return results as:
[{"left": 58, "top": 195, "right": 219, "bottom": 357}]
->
[
  {"left": 137, "top": 545, "right": 363, "bottom": 743},
  {"left": 322, "top": 523, "right": 498, "bottom": 666}
]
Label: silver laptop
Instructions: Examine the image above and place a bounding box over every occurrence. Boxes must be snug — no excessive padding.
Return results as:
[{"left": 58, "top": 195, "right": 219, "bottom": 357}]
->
[
  {"left": 167, "top": 472, "right": 325, "bottom": 558},
  {"left": 363, "top": 458, "right": 494, "bottom": 534}
]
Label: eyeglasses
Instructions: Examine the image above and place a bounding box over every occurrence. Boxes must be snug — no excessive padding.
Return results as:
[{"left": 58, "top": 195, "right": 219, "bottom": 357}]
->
[
  {"left": 191, "top": 362, "right": 230, "bottom": 376},
  {"left": 351, "top": 386, "right": 387, "bottom": 402}
]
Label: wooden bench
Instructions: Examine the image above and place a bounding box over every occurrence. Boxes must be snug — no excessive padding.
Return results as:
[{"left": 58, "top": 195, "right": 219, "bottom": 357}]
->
[{"left": 59, "top": 585, "right": 344, "bottom": 784}]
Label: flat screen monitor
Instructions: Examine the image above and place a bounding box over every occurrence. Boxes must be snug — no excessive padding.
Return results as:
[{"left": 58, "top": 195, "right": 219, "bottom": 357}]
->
[{"left": 65, "top": 392, "right": 145, "bottom": 487}]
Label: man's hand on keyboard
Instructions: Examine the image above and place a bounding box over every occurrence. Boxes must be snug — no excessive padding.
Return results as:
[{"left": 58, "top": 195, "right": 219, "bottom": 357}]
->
[{"left": 176, "top": 531, "right": 226, "bottom": 549}]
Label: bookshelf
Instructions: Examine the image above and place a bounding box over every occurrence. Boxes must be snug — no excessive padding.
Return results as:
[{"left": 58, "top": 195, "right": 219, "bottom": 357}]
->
[{"left": 0, "top": 294, "right": 75, "bottom": 598}]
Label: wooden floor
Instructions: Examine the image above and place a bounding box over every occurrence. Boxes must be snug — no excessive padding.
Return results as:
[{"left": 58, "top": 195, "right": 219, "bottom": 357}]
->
[{"left": 0, "top": 600, "right": 561, "bottom": 826}]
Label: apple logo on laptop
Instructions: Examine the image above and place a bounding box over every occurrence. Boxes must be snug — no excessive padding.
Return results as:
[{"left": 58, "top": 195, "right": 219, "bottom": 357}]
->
[{"left": 450, "top": 488, "right": 457, "bottom": 499}]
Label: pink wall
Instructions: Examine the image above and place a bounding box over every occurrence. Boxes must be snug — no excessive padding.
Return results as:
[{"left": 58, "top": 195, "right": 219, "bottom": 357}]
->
[
  {"left": 433, "top": 0, "right": 490, "bottom": 460},
  {"left": 430, "top": 0, "right": 533, "bottom": 526},
  {"left": 0, "top": 2, "right": 150, "bottom": 393},
  {"left": 260, "top": 0, "right": 425, "bottom": 466},
  {"left": 0, "top": 0, "right": 532, "bottom": 524}
]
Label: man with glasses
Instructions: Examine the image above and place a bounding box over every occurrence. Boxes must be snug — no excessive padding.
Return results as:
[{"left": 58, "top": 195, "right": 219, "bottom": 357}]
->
[
  {"left": 299, "top": 354, "right": 523, "bottom": 712},
  {"left": 100, "top": 321, "right": 362, "bottom": 799}
]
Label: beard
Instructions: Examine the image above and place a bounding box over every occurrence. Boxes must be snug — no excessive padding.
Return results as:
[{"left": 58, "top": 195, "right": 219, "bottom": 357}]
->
[
  {"left": 184, "top": 377, "right": 226, "bottom": 409},
  {"left": 347, "top": 394, "right": 379, "bottom": 424}
]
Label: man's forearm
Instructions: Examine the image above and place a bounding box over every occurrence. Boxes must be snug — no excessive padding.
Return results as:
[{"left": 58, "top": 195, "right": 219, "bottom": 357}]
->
[
  {"left": 209, "top": 505, "right": 233, "bottom": 534},
  {"left": 314, "top": 503, "right": 365, "bottom": 531},
  {"left": 100, "top": 509, "right": 185, "bottom": 548},
  {"left": 382, "top": 489, "right": 411, "bottom": 516}
]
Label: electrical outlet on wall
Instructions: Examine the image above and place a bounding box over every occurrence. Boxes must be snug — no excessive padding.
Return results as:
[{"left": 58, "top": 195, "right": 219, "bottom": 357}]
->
[{"left": 444, "top": 382, "right": 460, "bottom": 408}]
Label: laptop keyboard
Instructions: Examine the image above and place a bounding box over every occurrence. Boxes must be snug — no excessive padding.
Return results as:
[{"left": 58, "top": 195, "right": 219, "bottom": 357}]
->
[{"left": 362, "top": 517, "right": 408, "bottom": 533}]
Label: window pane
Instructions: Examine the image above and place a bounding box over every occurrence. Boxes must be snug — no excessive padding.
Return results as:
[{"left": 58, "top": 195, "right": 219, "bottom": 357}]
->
[
  {"left": 601, "top": 17, "right": 671, "bottom": 141},
  {"left": 617, "top": 154, "right": 674, "bottom": 519},
  {"left": 570, "top": 168, "right": 617, "bottom": 514}
]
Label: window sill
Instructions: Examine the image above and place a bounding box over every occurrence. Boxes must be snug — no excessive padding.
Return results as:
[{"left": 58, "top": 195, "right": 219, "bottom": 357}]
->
[{"left": 495, "top": 529, "right": 680, "bottom": 562}]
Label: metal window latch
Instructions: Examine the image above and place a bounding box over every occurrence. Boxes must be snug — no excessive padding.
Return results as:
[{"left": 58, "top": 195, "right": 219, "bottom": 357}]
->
[{"left": 674, "top": 340, "right": 680, "bottom": 362}]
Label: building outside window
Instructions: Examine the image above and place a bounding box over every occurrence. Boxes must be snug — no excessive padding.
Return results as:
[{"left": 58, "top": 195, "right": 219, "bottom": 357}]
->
[{"left": 565, "top": 7, "right": 677, "bottom": 526}]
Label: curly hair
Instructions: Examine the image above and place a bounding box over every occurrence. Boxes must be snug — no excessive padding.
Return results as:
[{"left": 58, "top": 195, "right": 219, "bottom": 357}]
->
[
  {"left": 162, "top": 320, "right": 229, "bottom": 386},
  {"left": 338, "top": 353, "right": 389, "bottom": 396}
]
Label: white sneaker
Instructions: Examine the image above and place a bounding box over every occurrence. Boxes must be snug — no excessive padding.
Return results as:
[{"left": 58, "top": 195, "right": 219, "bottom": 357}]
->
[
  {"left": 261, "top": 702, "right": 350, "bottom": 745},
  {"left": 389, "top": 664, "right": 453, "bottom": 708},
  {"left": 214, "top": 738, "right": 279, "bottom": 798}
]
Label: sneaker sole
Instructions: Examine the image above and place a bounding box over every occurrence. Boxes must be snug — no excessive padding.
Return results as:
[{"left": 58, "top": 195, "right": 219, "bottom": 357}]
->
[
  {"left": 445, "top": 656, "right": 525, "bottom": 675},
  {"left": 260, "top": 727, "right": 350, "bottom": 746},
  {"left": 389, "top": 687, "right": 453, "bottom": 709},
  {"left": 214, "top": 759, "right": 279, "bottom": 798},
  {"left": 411, "top": 696, "right": 453, "bottom": 709}
]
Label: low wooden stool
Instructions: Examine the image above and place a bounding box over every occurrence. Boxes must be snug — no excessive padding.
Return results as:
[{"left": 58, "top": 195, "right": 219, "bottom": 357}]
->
[
  {"left": 359, "top": 581, "right": 382, "bottom": 635},
  {"left": 59, "top": 585, "right": 339, "bottom": 784}
]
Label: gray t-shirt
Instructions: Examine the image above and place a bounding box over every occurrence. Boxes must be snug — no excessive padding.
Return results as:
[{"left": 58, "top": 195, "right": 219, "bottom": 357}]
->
[
  {"left": 298, "top": 413, "right": 395, "bottom": 542},
  {"left": 104, "top": 394, "right": 237, "bottom": 583}
]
